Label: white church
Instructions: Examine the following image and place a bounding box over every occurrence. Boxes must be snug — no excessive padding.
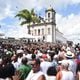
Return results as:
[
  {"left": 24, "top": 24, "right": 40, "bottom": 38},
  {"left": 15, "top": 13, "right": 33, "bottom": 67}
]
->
[{"left": 28, "top": 7, "right": 67, "bottom": 43}]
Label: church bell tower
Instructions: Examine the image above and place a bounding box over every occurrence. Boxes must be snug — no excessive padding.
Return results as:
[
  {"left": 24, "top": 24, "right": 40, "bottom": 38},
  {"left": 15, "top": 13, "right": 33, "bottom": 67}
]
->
[
  {"left": 45, "top": 6, "right": 56, "bottom": 43},
  {"left": 45, "top": 6, "right": 56, "bottom": 24}
]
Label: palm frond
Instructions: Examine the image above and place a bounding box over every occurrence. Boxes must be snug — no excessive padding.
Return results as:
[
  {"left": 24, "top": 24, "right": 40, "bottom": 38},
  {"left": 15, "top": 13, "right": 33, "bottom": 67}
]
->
[
  {"left": 31, "top": 8, "right": 35, "bottom": 16},
  {"left": 15, "top": 9, "right": 40, "bottom": 27},
  {"left": 15, "top": 9, "right": 31, "bottom": 20},
  {"left": 32, "top": 16, "right": 41, "bottom": 23},
  {"left": 20, "top": 21, "right": 27, "bottom": 25}
]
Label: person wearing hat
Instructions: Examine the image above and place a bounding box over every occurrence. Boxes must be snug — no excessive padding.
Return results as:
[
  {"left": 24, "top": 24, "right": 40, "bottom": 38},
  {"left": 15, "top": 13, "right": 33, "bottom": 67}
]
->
[
  {"left": 64, "top": 51, "right": 77, "bottom": 79},
  {"left": 16, "top": 49, "right": 24, "bottom": 65},
  {"left": 64, "top": 51, "right": 74, "bottom": 59}
]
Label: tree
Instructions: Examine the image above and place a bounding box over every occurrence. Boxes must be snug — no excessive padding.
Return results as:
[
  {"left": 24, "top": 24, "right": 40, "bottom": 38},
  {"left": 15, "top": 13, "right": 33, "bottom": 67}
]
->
[{"left": 15, "top": 9, "right": 40, "bottom": 34}]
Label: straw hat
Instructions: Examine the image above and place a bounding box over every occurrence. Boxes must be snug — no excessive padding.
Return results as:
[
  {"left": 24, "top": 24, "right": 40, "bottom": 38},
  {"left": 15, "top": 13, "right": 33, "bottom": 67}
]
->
[{"left": 64, "top": 51, "right": 74, "bottom": 58}]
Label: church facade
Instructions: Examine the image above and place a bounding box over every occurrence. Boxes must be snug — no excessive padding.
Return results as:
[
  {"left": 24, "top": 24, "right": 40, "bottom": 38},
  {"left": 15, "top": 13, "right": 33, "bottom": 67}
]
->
[{"left": 29, "top": 7, "right": 67, "bottom": 43}]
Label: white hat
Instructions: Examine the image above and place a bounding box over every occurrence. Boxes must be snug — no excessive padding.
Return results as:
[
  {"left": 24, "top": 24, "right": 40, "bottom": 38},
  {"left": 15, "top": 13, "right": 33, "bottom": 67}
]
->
[
  {"left": 17, "top": 49, "right": 24, "bottom": 54},
  {"left": 64, "top": 51, "right": 74, "bottom": 58}
]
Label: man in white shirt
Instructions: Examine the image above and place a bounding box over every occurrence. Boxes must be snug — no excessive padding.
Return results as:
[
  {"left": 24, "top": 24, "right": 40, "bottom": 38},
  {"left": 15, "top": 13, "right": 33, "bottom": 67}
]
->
[{"left": 26, "top": 59, "right": 46, "bottom": 80}]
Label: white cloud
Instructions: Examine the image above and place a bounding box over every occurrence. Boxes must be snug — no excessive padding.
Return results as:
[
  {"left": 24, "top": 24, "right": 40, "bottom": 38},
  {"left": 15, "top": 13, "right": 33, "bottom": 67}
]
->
[
  {"left": 56, "top": 13, "right": 80, "bottom": 42},
  {"left": 72, "top": 0, "right": 80, "bottom": 4},
  {"left": 15, "top": 0, "right": 37, "bottom": 10},
  {"left": 18, "top": 0, "right": 80, "bottom": 11},
  {"left": 0, "top": 2, "right": 15, "bottom": 21},
  {"left": 5, "top": 24, "right": 28, "bottom": 39},
  {"left": 4, "top": 4, "right": 14, "bottom": 17}
]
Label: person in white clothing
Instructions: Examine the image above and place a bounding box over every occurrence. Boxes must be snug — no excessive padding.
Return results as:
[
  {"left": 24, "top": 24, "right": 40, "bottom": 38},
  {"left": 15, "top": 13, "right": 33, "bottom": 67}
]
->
[
  {"left": 64, "top": 50, "right": 77, "bottom": 78},
  {"left": 12, "top": 54, "right": 20, "bottom": 70},
  {"left": 56, "top": 60, "right": 74, "bottom": 80},
  {"left": 46, "top": 66, "right": 57, "bottom": 80},
  {"left": 26, "top": 59, "right": 46, "bottom": 80},
  {"left": 40, "top": 61, "right": 52, "bottom": 74}
]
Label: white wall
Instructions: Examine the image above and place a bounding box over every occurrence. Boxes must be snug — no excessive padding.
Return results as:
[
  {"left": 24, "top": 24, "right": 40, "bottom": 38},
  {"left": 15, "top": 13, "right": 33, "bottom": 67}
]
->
[
  {"left": 56, "top": 30, "right": 67, "bottom": 43},
  {"left": 46, "top": 35, "right": 52, "bottom": 42},
  {"left": 30, "top": 24, "right": 54, "bottom": 42}
]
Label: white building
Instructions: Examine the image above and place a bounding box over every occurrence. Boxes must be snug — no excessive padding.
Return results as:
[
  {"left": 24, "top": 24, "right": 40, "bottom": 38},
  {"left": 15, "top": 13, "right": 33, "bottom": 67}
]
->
[
  {"left": 29, "top": 7, "right": 67, "bottom": 43},
  {"left": 56, "top": 29, "right": 67, "bottom": 43}
]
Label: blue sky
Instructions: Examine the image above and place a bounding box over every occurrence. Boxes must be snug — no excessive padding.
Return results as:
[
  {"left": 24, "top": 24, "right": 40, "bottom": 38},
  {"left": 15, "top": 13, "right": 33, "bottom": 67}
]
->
[
  {"left": 0, "top": 0, "right": 80, "bottom": 43},
  {"left": 57, "top": 3, "right": 80, "bottom": 16}
]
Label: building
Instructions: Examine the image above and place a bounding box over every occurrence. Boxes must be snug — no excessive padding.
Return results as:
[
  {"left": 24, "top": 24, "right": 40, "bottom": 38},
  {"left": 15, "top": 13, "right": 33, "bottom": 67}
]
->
[
  {"left": 29, "top": 7, "right": 67, "bottom": 43},
  {"left": 56, "top": 29, "right": 67, "bottom": 43}
]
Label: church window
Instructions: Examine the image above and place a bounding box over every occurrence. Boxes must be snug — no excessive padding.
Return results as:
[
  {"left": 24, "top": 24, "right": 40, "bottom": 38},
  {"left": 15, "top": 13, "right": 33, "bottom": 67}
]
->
[
  {"left": 48, "top": 13, "right": 50, "bottom": 18},
  {"left": 42, "top": 29, "right": 44, "bottom": 35},
  {"left": 32, "top": 31, "right": 33, "bottom": 35},
  {"left": 38, "top": 29, "right": 40, "bottom": 35}
]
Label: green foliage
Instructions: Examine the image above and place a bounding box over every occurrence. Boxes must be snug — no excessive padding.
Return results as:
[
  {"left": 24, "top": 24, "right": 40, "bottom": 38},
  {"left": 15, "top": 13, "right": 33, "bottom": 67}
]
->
[
  {"left": 15, "top": 9, "right": 41, "bottom": 34},
  {"left": 15, "top": 9, "right": 32, "bottom": 25},
  {"left": 15, "top": 9, "right": 40, "bottom": 26},
  {"left": 31, "top": 8, "right": 35, "bottom": 16}
]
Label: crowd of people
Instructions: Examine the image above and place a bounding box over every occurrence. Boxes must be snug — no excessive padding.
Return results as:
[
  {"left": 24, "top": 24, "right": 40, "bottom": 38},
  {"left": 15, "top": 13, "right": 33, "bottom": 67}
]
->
[{"left": 0, "top": 42, "right": 80, "bottom": 80}]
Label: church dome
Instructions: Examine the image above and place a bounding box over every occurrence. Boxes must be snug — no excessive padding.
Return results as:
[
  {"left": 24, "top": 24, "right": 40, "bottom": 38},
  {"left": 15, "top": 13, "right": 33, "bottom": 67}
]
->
[{"left": 45, "top": 5, "right": 55, "bottom": 12}]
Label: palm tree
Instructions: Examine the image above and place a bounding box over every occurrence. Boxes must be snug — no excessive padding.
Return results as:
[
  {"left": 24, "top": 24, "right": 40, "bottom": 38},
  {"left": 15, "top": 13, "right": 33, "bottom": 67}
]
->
[{"left": 15, "top": 9, "right": 40, "bottom": 34}]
